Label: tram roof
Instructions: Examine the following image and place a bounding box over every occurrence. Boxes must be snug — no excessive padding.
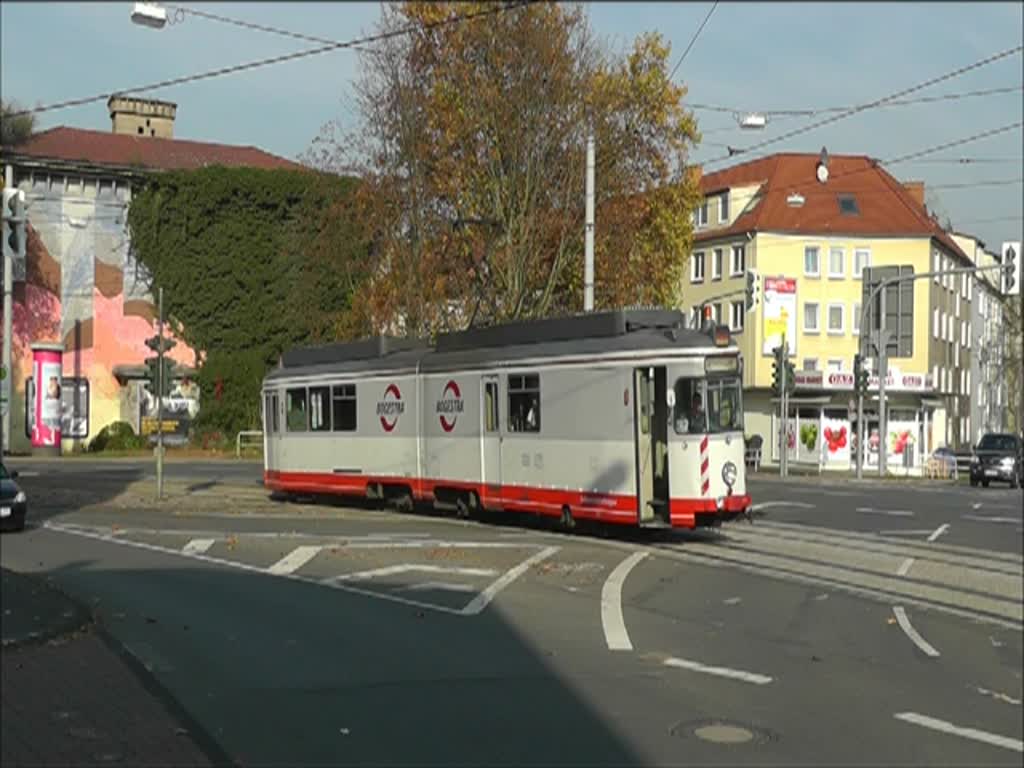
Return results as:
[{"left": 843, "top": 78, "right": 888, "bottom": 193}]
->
[{"left": 265, "top": 309, "right": 735, "bottom": 381}]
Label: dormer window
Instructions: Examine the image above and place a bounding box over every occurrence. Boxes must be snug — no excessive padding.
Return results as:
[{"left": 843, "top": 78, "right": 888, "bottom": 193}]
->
[
  {"left": 693, "top": 201, "right": 708, "bottom": 228},
  {"left": 719, "top": 193, "right": 729, "bottom": 223},
  {"left": 838, "top": 194, "right": 859, "bottom": 215}
]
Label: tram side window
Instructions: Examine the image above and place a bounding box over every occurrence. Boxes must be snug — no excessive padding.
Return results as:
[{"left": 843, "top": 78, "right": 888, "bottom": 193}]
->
[
  {"left": 484, "top": 382, "right": 499, "bottom": 432},
  {"left": 508, "top": 373, "right": 540, "bottom": 433},
  {"left": 332, "top": 384, "right": 357, "bottom": 432},
  {"left": 309, "top": 386, "right": 330, "bottom": 432},
  {"left": 672, "top": 378, "right": 707, "bottom": 435},
  {"left": 286, "top": 388, "right": 307, "bottom": 432}
]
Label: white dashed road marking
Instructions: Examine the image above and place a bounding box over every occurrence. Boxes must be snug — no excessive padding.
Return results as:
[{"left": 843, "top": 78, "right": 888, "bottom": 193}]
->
[
  {"left": 751, "top": 501, "right": 815, "bottom": 511},
  {"left": 893, "top": 606, "right": 940, "bottom": 657},
  {"left": 601, "top": 552, "right": 648, "bottom": 651},
  {"left": 663, "top": 656, "right": 773, "bottom": 686},
  {"left": 401, "top": 582, "right": 477, "bottom": 594},
  {"left": 268, "top": 545, "right": 324, "bottom": 575},
  {"left": 894, "top": 712, "right": 1022, "bottom": 753},
  {"left": 896, "top": 558, "right": 915, "bottom": 577},
  {"left": 331, "top": 565, "right": 498, "bottom": 582},
  {"left": 461, "top": 546, "right": 559, "bottom": 616},
  {"left": 926, "top": 524, "right": 950, "bottom": 542},
  {"left": 182, "top": 538, "right": 216, "bottom": 555},
  {"left": 856, "top": 507, "right": 914, "bottom": 517}
]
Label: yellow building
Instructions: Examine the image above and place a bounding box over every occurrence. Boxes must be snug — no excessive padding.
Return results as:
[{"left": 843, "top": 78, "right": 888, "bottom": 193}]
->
[{"left": 682, "top": 153, "right": 974, "bottom": 473}]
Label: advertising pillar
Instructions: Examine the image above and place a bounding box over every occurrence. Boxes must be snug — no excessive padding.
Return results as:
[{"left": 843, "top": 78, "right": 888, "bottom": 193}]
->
[{"left": 30, "top": 343, "right": 63, "bottom": 456}]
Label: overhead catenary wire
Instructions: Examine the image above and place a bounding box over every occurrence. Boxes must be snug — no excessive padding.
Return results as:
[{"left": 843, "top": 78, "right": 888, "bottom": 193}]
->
[
  {"left": 668, "top": 1, "right": 719, "bottom": 82},
  {"left": 9, "top": 1, "right": 530, "bottom": 118},
  {"left": 688, "top": 85, "right": 1024, "bottom": 119},
  {"left": 700, "top": 44, "right": 1024, "bottom": 166},
  {"left": 164, "top": 3, "right": 346, "bottom": 47}
]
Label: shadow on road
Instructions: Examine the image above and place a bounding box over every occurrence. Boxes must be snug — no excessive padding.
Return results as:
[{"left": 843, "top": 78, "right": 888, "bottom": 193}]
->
[{"left": 25, "top": 553, "right": 644, "bottom": 767}]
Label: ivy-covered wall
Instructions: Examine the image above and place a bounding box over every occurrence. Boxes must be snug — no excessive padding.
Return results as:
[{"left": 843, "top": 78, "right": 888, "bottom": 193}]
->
[{"left": 126, "top": 166, "right": 369, "bottom": 439}]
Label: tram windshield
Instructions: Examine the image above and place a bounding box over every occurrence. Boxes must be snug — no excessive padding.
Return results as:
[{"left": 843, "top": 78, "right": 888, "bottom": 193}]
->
[{"left": 672, "top": 376, "right": 744, "bottom": 435}]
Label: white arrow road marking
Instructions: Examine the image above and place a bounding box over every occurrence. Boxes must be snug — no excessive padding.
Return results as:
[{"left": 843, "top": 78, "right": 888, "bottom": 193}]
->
[
  {"left": 976, "top": 687, "right": 1022, "bottom": 706},
  {"left": 182, "top": 539, "right": 216, "bottom": 555},
  {"left": 401, "top": 582, "right": 477, "bottom": 594},
  {"left": 267, "top": 545, "right": 324, "bottom": 575},
  {"left": 331, "top": 565, "right": 498, "bottom": 582},
  {"left": 857, "top": 507, "right": 914, "bottom": 517},
  {"left": 461, "top": 546, "right": 559, "bottom": 616},
  {"left": 751, "top": 501, "right": 816, "bottom": 511},
  {"left": 601, "top": 552, "right": 648, "bottom": 651},
  {"left": 927, "top": 524, "right": 950, "bottom": 542},
  {"left": 663, "top": 657, "right": 773, "bottom": 685},
  {"left": 893, "top": 607, "right": 940, "bottom": 657},
  {"left": 878, "top": 529, "right": 944, "bottom": 536},
  {"left": 896, "top": 558, "right": 916, "bottom": 577},
  {"left": 894, "top": 712, "right": 1022, "bottom": 753}
]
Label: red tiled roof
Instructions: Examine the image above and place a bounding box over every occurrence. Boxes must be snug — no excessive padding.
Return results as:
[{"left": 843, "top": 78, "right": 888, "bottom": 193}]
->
[
  {"left": 7, "top": 126, "right": 307, "bottom": 172},
  {"left": 695, "top": 152, "right": 968, "bottom": 260}
]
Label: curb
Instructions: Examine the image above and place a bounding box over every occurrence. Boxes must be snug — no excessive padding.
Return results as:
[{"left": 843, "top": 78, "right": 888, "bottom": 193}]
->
[
  {"left": 0, "top": 572, "right": 93, "bottom": 650},
  {"left": 2, "top": 570, "right": 238, "bottom": 768},
  {"left": 93, "top": 620, "right": 240, "bottom": 768}
]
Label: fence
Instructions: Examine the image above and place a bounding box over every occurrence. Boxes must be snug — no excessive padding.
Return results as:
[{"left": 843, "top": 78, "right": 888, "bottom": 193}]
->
[{"left": 235, "top": 430, "right": 263, "bottom": 458}]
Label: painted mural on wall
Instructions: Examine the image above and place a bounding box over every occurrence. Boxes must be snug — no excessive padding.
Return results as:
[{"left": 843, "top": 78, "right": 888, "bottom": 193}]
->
[{"left": 8, "top": 174, "right": 199, "bottom": 451}]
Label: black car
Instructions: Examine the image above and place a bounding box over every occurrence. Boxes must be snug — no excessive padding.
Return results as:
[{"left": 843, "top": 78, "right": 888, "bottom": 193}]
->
[
  {"left": 969, "top": 433, "right": 1023, "bottom": 489},
  {"left": 0, "top": 462, "right": 28, "bottom": 531}
]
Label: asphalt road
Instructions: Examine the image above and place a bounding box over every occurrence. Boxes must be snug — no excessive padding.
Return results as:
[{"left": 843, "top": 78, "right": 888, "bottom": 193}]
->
[{"left": 2, "top": 460, "right": 1022, "bottom": 765}]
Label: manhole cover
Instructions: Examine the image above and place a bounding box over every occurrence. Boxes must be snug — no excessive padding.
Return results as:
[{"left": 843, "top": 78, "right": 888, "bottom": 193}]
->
[{"left": 670, "top": 718, "right": 778, "bottom": 745}]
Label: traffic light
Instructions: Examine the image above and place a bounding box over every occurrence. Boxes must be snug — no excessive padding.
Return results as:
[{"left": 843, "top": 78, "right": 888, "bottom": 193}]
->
[
  {"left": 1003, "top": 241, "right": 1020, "bottom": 296},
  {"left": 784, "top": 357, "right": 796, "bottom": 395},
  {"left": 745, "top": 268, "right": 761, "bottom": 313},
  {"left": 853, "top": 353, "right": 869, "bottom": 396},
  {"left": 771, "top": 344, "right": 784, "bottom": 396},
  {"left": 144, "top": 334, "right": 177, "bottom": 397},
  {"left": 3, "top": 187, "right": 26, "bottom": 264}
]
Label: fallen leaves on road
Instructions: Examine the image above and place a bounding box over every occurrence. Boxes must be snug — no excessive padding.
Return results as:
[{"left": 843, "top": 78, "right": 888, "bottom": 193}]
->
[{"left": 886, "top": 617, "right": 896, "bottom": 625}]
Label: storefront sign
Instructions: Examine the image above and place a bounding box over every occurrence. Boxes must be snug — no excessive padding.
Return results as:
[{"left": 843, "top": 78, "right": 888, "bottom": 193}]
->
[{"left": 793, "top": 370, "right": 933, "bottom": 393}]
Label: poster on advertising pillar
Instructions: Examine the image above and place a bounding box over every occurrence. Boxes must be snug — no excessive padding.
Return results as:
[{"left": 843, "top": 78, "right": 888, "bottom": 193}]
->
[{"left": 762, "top": 277, "right": 797, "bottom": 356}]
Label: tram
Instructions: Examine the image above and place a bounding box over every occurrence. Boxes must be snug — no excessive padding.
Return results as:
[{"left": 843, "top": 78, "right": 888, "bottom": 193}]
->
[{"left": 261, "top": 308, "right": 751, "bottom": 529}]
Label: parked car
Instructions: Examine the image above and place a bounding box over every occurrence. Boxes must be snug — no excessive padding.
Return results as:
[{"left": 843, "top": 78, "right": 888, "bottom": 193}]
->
[
  {"left": 969, "top": 433, "right": 1023, "bottom": 489},
  {"left": 0, "top": 462, "right": 28, "bottom": 532}
]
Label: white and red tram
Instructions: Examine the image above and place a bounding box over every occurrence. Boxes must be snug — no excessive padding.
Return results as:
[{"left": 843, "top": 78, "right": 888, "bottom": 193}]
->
[{"left": 262, "top": 309, "right": 752, "bottom": 529}]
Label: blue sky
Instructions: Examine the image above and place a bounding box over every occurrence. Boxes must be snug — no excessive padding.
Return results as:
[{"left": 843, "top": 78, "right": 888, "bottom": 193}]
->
[{"left": 2, "top": 1, "right": 1022, "bottom": 251}]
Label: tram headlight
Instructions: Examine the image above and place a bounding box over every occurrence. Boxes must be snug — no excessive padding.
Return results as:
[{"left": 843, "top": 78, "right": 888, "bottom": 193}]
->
[{"left": 722, "top": 461, "right": 738, "bottom": 489}]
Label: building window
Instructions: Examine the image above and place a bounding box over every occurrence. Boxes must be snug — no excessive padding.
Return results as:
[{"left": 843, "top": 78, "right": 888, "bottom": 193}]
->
[
  {"left": 508, "top": 373, "right": 540, "bottom": 432},
  {"left": 712, "top": 248, "right": 723, "bottom": 280},
  {"left": 804, "top": 246, "right": 820, "bottom": 276},
  {"left": 713, "top": 303, "right": 723, "bottom": 325},
  {"left": 309, "top": 385, "right": 330, "bottom": 432},
  {"left": 731, "top": 245, "right": 746, "bottom": 276},
  {"left": 853, "top": 302, "right": 861, "bottom": 335},
  {"left": 854, "top": 248, "right": 871, "bottom": 279},
  {"left": 933, "top": 250, "right": 940, "bottom": 283},
  {"left": 719, "top": 194, "right": 729, "bottom": 222},
  {"left": 933, "top": 307, "right": 939, "bottom": 339},
  {"left": 931, "top": 365, "right": 938, "bottom": 388},
  {"left": 804, "top": 302, "right": 820, "bottom": 333},
  {"left": 691, "top": 251, "right": 705, "bottom": 282},
  {"left": 730, "top": 300, "right": 744, "bottom": 332},
  {"left": 827, "top": 359, "right": 843, "bottom": 372},
  {"left": 829, "top": 247, "right": 845, "bottom": 278},
  {"left": 803, "top": 358, "right": 818, "bottom": 371},
  {"left": 332, "top": 383, "right": 357, "bottom": 431},
  {"left": 827, "top": 303, "right": 845, "bottom": 335}
]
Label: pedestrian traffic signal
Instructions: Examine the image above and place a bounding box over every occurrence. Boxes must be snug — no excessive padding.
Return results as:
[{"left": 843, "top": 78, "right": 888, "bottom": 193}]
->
[
  {"left": 3, "top": 187, "right": 26, "bottom": 264},
  {"left": 745, "top": 268, "right": 761, "bottom": 313},
  {"left": 1003, "top": 241, "right": 1020, "bottom": 296}
]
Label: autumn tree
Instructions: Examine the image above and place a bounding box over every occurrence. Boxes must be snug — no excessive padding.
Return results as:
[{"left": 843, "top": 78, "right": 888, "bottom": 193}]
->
[
  {"left": 307, "top": 1, "right": 701, "bottom": 338},
  {"left": 1, "top": 100, "right": 37, "bottom": 146}
]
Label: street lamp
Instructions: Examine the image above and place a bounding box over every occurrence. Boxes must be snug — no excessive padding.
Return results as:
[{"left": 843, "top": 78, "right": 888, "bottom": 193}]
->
[{"left": 131, "top": 2, "right": 167, "bottom": 29}]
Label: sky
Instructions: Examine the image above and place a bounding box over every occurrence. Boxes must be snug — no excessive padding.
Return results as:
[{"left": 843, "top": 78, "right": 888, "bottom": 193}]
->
[{"left": 2, "top": 1, "right": 1022, "bottom": 253}]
